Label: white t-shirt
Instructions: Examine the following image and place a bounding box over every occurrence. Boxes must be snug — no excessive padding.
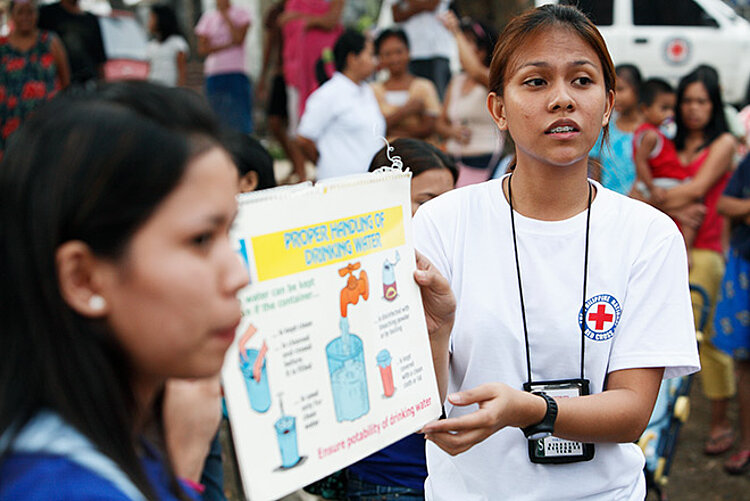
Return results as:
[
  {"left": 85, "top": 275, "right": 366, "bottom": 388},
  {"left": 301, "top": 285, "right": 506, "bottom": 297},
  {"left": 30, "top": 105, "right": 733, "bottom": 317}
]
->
[
  {"left": 388, "top": 0, "right": 454, "bottom": 60},
  {"left": 413, "top": 177, "right": 700, "bottom": 501},
  {"left": 298, "top": 72, "right": 386, "bottom": 181},
  {"left": 147, "top": 35, "right": 189, "bottom": 87}
]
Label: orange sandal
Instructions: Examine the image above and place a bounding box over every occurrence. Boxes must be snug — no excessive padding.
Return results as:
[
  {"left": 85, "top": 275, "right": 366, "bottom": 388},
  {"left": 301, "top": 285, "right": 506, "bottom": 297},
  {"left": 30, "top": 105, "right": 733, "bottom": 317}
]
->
[{"left": 724, "top": 449, "right": 750, "bottom": 475}]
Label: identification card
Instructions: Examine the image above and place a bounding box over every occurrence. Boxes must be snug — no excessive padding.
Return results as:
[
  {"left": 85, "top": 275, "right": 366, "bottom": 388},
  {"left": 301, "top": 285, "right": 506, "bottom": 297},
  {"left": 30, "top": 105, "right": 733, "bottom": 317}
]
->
[{"left": 523, "top": 379, "right": 595, "bottom": 464}]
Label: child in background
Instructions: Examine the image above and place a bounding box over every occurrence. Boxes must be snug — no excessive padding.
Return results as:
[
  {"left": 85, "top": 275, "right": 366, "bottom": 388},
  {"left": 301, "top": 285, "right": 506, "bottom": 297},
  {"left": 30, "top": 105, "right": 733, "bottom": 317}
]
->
[
  {"left": 634, "top": 78, "right": 697, "bottom": 249},
  {"left": 589, "top": 64, "right": 642, "bottom": 195},
  {"left": 714, "top": 153, "right": 750, "bottom": 474},
  {"left": 633, "top": 79, "right": 685, "bottom": 203}
]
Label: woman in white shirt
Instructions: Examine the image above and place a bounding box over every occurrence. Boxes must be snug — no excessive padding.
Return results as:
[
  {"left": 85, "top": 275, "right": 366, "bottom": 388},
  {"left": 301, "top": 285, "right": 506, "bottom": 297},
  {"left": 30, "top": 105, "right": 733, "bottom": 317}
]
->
[
  {"left": 147, "top": 5, "right": 189, "bottom": 87},
  {"left": 296, "top": 29, "right": 385, "bottom": 181},
  {"left": 415, "top": 5, "right": 700, "bottom": 500}
]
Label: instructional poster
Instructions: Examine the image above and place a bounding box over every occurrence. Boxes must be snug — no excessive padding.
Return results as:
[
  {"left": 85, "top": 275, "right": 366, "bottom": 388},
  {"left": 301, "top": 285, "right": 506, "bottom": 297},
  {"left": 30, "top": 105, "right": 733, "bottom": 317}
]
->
[{"left": 223, "top": 170, "right": 442, "bottom": 501}]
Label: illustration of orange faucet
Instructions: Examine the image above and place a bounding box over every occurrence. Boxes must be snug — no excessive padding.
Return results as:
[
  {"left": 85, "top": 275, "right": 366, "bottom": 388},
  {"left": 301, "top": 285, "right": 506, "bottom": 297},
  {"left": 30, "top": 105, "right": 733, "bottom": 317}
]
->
[{"left": 339, "top": 262, "right": 369, "bottom": 317}]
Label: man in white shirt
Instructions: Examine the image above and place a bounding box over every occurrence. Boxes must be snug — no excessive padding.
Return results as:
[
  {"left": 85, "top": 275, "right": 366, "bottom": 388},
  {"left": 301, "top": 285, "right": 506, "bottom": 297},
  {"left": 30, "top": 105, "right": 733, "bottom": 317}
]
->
[{"left": 296, "top": 30, "right": 385, "bottom": 181}]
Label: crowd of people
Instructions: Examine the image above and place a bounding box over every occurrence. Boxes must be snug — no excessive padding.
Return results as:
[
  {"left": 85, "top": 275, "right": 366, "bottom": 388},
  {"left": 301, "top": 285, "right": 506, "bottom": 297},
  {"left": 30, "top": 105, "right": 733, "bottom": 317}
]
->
[{"left": 1, "top": 1, "right": 750, "bottom": 500}]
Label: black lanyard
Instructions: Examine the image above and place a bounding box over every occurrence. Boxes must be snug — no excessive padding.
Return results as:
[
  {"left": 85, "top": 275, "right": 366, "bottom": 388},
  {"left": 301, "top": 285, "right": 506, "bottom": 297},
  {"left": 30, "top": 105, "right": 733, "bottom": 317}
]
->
[{"left": 507, "top": 174, "right": 592, "bottom": 383}]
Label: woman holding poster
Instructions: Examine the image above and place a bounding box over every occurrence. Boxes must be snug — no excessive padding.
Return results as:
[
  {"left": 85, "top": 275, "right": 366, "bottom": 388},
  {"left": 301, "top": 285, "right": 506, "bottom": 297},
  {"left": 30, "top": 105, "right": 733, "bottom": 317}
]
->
[{"left": 414, "top": 5, "right": 700, "bottom": 500}]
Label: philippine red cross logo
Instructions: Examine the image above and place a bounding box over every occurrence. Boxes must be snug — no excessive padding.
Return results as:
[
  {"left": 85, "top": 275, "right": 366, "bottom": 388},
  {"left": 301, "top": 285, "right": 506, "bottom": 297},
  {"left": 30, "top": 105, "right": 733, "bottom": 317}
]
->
[
  {"left": 578, "top": 294, "right": 622, "bottom": 341},
  {"left": 664, "top": 38, "right": 690, "bottom": 65}
]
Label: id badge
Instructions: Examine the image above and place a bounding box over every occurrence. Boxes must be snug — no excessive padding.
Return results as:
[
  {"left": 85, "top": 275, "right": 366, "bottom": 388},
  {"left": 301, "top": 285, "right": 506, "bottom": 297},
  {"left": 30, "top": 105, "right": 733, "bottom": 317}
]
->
[{"left": 522, "top": 379, "right": 595, "bottom": 464}]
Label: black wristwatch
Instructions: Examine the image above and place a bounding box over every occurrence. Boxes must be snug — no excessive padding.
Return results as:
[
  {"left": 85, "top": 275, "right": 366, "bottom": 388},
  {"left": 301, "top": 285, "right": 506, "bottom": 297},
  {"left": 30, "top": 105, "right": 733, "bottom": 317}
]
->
[{"left": 522, "top": 392, "right": 558, "bottom": 440}]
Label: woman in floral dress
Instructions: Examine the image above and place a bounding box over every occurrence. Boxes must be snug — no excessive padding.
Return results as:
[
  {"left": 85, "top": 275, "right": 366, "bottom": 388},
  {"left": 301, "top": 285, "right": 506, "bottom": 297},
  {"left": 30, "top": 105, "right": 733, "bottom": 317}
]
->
[{"left": 0, "top": 0, "right": 69, "bottom": 159}]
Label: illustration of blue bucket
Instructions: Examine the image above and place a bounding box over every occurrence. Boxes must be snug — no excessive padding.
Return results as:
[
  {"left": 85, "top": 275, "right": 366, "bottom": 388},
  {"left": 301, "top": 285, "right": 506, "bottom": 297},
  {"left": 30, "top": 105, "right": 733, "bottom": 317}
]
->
[
  {"left": 326, "top": 334, "right": 369, "bottom": 421},
  {"left": 240, "top": 349, "right": 271, "bottom": 413},
  {"left": 274, "top": 415, "right": 300, "bottom": 468}
]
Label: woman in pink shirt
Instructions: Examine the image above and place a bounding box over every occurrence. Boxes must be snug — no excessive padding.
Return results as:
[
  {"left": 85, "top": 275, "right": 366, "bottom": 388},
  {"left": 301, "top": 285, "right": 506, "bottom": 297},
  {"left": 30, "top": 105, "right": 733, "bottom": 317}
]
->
[{"left": 196, "top": 0, "right": 253, "bottom": 133}]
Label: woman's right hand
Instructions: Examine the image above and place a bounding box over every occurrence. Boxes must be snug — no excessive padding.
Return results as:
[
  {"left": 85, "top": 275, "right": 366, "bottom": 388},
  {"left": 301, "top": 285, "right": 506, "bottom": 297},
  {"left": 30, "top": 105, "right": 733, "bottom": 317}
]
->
[
  {"left": 163, "top": 377, "right": 223, "bottom": 482},
  {"left": 421, "top": 383, "right": 541, "bottom": 455}
]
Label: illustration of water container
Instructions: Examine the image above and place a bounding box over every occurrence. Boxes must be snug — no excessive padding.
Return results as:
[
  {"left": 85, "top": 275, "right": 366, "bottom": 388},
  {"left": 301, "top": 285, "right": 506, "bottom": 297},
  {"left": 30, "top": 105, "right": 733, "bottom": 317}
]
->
[
  {"left": 376, "top": 349, "right": 395, "bottom": 397},
  {"left": 274, "top": 415, "right": 300, "bottom": 468},
  {"left": 240, "top": 349, "right": 271, "bottom": 413},
  {"left": 326, "top": 330, "right": 369, "bottom": 422}
]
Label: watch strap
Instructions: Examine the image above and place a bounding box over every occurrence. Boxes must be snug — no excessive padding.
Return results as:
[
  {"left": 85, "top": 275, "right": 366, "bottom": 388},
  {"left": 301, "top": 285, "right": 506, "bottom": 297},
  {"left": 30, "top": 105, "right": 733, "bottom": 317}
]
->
[{"left": 522, "top": 391, "right": 558, "bottom": 439}]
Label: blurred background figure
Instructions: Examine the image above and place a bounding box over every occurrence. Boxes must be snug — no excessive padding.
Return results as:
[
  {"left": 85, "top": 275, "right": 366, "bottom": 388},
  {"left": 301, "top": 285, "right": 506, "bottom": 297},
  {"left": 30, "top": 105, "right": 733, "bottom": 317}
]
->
[
  {"left": 714, "top": 153, "right": 750, "bottom": 476},
  {"left": 371, "top": 28, "right": 440, "bottom": 142},
  {"left": 388, "top": 0, "right": 454, "bottom": 99},
  {"left": 38, "top": 0, "right": 104, "bottom": 86},
  {"left": 296, "top": 29, "right": 385, "bottom": 181},
  {"left": 223, "top": 128, "right": 278, "bottom": 192},
  {"left": 0, "top": 0, "right": 69, "bottom": 160},
  {"left": 258, "top": 0, "right": 307, "bottom": 183},
  {"left": 437, "top": 15, "right": 503, "bottom": 187},
  {"left": 590, "top": 64, "right": 642, "bottom": 195},
  {"left": 195, "top": 0, "right": 253, "bottom": 133},
  {"left": 280, "top": 0, "right": 344, "bottom": 123},
  {"left": 369, "top": 137, "right": 457, "bottom": 215},
  {"left": 147, "top": 4, "right": 188, "bottom": 87},
  {"left": 643, "top": 66, "right": 738, "bottom": 458}
]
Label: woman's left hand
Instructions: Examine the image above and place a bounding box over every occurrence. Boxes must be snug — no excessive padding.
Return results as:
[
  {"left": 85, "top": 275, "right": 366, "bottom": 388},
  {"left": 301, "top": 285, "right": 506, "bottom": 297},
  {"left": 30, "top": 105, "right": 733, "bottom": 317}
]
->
[
  {"left": 414, "top": 251, "right": 455, "bottom": 338},
  {"left": 421, "top": 383, "right": 527, "bottom": 456}
]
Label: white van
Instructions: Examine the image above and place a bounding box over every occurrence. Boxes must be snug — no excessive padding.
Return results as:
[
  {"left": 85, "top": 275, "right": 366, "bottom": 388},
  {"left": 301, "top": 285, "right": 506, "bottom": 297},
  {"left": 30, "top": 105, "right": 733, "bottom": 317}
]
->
[{"left": 536, "top": 0, "right": 750, "bottom": 104}]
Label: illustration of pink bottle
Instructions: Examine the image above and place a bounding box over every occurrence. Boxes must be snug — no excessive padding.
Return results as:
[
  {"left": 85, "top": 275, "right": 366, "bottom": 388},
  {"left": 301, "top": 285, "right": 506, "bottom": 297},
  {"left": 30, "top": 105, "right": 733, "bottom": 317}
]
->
[
  {"left": 376, "top": 349, "right": 395, "bottom": 397},
  {"left": 382, "top": 251, "right": 400, "bottom": 301}
]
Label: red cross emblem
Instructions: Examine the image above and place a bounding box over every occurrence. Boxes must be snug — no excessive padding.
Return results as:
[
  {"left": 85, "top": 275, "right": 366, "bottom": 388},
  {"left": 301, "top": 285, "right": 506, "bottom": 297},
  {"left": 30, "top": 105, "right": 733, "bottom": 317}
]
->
[
  {"left": 665, "top": 39, "right": 689, "bottom": 64},
  {"left": 588, "top": 304, "right": 614, "bottom": 331}
]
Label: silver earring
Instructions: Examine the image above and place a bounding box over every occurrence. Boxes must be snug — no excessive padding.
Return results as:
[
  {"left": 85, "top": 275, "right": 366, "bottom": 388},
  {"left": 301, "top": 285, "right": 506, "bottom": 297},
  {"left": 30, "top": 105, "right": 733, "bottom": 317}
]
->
[{"left": 88, "top": 295, "right": 106, "bottom": 311}]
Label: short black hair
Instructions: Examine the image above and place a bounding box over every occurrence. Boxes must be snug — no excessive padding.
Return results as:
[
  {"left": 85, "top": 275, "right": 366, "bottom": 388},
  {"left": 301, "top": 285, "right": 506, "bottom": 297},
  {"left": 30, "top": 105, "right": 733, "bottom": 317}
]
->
[
  {"left": 222, "top": 129, "right": 277, "bottom": 190},
  {"left": 640, "top": 78, "right": 674, "bottom": 107},
  {"left": 333, "top": 29, "right": 367, "bottom": 72},
  {"left": 375, "top": 28, "right": 409, "bottom": 54}
]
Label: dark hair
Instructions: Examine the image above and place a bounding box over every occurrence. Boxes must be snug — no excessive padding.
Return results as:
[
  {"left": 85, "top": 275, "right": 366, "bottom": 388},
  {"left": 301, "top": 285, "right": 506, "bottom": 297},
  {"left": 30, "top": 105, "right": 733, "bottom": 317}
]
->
[
  {"left": 460, "top": 19, "right": 497, "bottom": 68},
  {"left": 150, "top": 4, "right": 184, "bottom": 43},
  {"left": 639, "top": 78, "right": 674, "bottom": 107},
  {"left": 674, "top": 66, "right": 728, "bottom": 152},
  {"left": 0, "top": 82, "right": 221, "bottom": 500},
  {"left": 368, "top": 138, "right": 458, "bottom": 185},
  {"left": 222, "top": 129, "right": 277, "bottom": 190},
  {"left": 375, "top": 28, "right": 409, "bottom": 54},
  {"left": 334, "top": 29, "right": 367, "bottom": 72},
  {"left": 615, "top": 64, "right": 642, "bottom": 95}
]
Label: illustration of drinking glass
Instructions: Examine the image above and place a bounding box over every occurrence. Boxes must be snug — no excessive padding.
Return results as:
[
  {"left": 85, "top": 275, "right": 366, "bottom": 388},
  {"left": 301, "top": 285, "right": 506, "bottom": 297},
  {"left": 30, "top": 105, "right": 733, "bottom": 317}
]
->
[
  {"left": 240, "top": 348, "right": 271, "bottom": 413},
  {"left": 376, "top": 349, "right": 395, "bottom": 397},
  {"left": 274, "top": 413, "right": 300, "bottom": 468},
  {"left": 327, "top": 318, "right": 370, "bottom": 421}
]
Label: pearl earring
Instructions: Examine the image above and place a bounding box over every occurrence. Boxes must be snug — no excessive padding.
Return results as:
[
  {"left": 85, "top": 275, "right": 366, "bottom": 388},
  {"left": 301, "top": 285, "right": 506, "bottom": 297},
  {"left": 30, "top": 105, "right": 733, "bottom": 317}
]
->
[{"left": 88, "top": 295, "right": 106, "bottom": 311}]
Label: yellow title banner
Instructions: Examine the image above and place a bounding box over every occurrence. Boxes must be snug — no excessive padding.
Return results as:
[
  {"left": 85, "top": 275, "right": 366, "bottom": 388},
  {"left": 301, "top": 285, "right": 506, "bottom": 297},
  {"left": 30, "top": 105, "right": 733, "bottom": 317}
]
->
[{"left": 252, "top": 206, "right": 405, "bottom": 281}]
